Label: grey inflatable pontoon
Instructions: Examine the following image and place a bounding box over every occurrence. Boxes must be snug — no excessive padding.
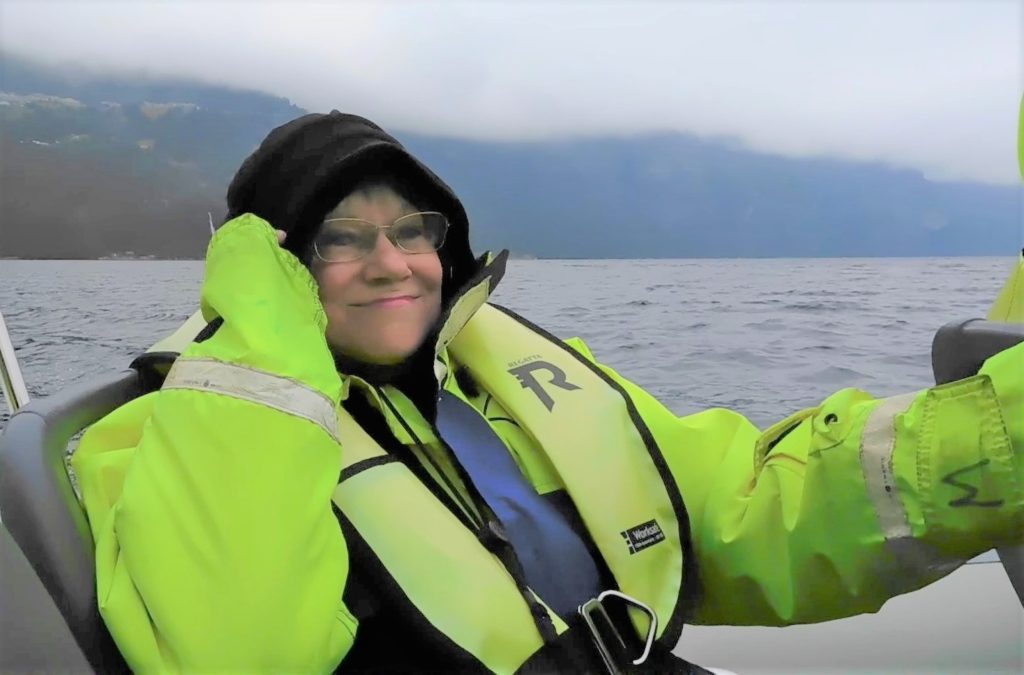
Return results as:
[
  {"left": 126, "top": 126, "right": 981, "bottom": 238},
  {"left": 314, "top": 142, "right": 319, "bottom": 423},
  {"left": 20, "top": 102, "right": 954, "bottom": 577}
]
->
[{"left": 0, "top": 370, "right": 139, "bottom": 673}]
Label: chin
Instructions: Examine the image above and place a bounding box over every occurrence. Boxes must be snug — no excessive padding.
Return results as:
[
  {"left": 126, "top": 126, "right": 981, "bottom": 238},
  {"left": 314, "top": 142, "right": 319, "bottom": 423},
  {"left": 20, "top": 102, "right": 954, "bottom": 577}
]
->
[
  {"left": 364, "top": 353, "right": 409, "bottom": 366},
  {"left": 359, "top": 343, "right": 420, "bottom": 366},
  {"left": 332, "top": 326, "right": 432, "bottom": 367}
]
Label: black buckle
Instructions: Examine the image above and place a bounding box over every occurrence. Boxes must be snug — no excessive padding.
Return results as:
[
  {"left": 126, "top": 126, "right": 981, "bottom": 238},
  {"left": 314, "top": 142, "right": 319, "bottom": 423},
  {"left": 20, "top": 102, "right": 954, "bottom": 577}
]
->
[{"left": 577, "top": 590, "right": 658, "bottom": 675}]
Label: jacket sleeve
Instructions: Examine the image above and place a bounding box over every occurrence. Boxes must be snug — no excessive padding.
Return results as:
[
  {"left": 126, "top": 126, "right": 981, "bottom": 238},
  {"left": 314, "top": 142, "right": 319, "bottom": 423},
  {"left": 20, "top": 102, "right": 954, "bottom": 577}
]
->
[
  {"left": 72, "top": 214, "right": 357, "bottom": 673},
  {"left": 563, "top": 337, "right": 1023, "bottom": 626}
]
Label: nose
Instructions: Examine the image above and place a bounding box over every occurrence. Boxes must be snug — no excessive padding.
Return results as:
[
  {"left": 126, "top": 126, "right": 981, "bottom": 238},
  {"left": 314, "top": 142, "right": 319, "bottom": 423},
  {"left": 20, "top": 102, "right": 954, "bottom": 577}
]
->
[{"left": 361, "top": 230, "right": 412, "bottom": 281}]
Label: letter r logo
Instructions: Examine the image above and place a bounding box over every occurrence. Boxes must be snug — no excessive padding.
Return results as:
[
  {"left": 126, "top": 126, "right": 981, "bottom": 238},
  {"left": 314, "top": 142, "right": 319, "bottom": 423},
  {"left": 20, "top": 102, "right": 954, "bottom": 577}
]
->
[{"left": 508, "top": 361, "right": 580, "bottom": 411}]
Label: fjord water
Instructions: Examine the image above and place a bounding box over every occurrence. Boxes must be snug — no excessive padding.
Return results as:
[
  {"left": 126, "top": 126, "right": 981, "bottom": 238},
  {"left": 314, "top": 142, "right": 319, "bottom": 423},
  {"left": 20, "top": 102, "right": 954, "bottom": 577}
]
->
[{"left": 0, "top": 256, "right": 1012, "bottom": 428}]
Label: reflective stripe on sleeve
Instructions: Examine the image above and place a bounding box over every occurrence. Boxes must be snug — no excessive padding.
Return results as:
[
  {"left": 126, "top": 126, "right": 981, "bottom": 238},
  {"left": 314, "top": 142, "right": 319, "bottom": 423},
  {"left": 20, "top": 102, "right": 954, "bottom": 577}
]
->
[
  {"left": 162, "top": 357, "right": 340, "bottom": 443},
  {"left": 859, "top": 391, "right": 968, "bottom": 590},
  {"left": 858, "top": 391, "right": 920, "bottom": 540}
]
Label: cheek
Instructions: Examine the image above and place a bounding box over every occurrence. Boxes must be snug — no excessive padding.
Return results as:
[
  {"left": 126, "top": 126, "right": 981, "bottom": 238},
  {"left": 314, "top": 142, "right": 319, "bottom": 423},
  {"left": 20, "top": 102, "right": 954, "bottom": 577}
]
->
[
  {"left": 417, "top": 255, "right": 443, "bottom": 290},
  {"left": 312, "top": 265, "right": 356, "bottom": 320},
  {"left": 414, "top": 255, "right": 444, "bottom": 320}
]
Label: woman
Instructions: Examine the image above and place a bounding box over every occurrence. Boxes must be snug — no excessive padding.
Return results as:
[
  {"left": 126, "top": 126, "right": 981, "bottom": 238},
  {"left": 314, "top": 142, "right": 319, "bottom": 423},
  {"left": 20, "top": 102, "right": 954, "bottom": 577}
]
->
[{"left": 72, "top": 111, "right": 1024, "bottom": 674}]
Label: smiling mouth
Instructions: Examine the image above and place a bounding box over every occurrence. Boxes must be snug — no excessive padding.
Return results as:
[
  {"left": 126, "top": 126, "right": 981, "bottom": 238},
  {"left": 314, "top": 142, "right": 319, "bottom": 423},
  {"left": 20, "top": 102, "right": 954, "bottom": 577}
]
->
[{"left": 357, "top": 295, "right": 418, "bottom": 308}]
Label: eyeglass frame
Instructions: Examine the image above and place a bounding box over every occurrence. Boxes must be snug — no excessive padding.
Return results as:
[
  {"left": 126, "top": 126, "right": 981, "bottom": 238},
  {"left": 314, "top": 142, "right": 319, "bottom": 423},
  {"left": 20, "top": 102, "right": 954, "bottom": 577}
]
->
[{"left": 312, "top": 211, "right": 450, "bottom": 263}]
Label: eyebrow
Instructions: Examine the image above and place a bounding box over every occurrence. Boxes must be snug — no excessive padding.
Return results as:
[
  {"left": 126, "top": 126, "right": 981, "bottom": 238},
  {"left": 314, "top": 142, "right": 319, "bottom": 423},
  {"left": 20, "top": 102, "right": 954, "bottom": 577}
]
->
[{"left": 323, "top": 209, "right": 429, "bottom": 222}]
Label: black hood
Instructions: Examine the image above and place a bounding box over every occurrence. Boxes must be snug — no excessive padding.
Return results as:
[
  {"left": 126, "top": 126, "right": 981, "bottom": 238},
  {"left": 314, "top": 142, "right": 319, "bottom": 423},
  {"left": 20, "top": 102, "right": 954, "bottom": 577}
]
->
[
  {"left": 225, "top": 111, "right": 492, "bottom": 405},
  {"left": 226, "top": 111, "right": 476, "bottom": 295}
]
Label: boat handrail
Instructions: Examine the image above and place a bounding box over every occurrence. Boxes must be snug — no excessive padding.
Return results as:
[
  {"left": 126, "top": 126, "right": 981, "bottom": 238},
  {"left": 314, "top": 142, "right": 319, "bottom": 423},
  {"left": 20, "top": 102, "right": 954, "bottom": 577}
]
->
[{"left": 0, "top": 310, "right": 30, "bottom": 413}]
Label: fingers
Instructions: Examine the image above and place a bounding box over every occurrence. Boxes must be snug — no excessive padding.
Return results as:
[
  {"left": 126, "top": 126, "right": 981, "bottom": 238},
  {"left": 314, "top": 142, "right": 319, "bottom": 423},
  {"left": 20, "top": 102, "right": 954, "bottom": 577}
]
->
[{"left": 276, "top": 229, "right": 287, "bottom": 245}]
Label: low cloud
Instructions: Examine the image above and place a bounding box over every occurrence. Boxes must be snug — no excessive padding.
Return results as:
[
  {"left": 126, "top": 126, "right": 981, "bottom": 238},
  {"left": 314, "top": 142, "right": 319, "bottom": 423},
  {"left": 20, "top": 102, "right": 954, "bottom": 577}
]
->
[{"left": 1, "top": 0, "right": 1019, "bottom": 184}]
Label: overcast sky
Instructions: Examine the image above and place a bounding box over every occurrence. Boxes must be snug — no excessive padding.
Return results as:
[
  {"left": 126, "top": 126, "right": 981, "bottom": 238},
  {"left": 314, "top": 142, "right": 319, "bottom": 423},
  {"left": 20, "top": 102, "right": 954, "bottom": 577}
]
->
[{"left": 1, "top": 1, "right": 1020, "bottom": 184}]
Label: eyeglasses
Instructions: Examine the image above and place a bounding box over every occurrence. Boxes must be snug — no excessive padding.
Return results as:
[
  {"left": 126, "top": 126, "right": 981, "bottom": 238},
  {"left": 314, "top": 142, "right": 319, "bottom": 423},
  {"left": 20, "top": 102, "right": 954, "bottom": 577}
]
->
[{"left": 312, "top": 211, "right": 449, "bottom": 263}]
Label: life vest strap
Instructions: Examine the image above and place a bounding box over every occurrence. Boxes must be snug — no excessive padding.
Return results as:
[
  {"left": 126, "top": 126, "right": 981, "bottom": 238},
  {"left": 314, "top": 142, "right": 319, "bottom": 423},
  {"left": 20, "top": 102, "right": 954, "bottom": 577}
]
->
[{"left": 435, "top": 389, "right": 603, "bottom": 619}]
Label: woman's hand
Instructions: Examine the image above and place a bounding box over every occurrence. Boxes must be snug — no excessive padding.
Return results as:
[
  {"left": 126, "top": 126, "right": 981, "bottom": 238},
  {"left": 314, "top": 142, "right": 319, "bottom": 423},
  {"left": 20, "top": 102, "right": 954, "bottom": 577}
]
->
[
  {"left": 276, "top": 229, "right": 287, "bottom": 246},
  {"left": 195, "top": 214, "right": 337, "bottom": 395}
]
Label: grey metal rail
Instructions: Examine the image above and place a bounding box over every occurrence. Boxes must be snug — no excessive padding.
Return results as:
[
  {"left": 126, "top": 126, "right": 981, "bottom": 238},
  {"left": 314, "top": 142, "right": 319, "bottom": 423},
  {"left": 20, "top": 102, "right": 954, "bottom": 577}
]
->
[{"left": 0, "top": 310, "right": 30, "bottom": 413}]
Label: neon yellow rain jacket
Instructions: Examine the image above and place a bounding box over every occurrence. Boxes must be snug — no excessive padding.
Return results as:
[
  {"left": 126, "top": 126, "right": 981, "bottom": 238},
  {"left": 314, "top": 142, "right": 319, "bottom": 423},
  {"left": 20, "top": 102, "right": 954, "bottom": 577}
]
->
[{"left": 71, "top": 215, "right": 1024, "bottom": 673}]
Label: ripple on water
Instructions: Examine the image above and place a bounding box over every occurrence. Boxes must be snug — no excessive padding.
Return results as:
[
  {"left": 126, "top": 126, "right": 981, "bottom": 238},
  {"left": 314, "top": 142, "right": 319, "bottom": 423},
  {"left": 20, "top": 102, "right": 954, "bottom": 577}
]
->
[
  {"left": 743, "top": 318, "right": 789, "bottom": 331},
  {"left": 783, "top": 300, "right": 865, "bottom": 312},
  {"left": 794, "top": 365, "right": 870, "bottom": 384},
  {"left": 798, "top": 344, "right": 838, "bottom": 352}
]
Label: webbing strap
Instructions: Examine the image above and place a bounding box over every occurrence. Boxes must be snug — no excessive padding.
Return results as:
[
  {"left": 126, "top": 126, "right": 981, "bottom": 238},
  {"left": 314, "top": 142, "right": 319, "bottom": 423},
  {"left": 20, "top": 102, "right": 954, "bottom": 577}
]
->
[{"left": 435, "top": 390, "right": 602, "bottom": 618}]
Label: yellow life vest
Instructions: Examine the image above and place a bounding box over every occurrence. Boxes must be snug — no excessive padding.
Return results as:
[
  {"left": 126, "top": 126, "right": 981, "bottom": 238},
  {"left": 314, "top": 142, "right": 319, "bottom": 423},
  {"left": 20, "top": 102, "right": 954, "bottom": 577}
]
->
[{"left": 332, "top": 303, "right": 693, "bottom": 673}]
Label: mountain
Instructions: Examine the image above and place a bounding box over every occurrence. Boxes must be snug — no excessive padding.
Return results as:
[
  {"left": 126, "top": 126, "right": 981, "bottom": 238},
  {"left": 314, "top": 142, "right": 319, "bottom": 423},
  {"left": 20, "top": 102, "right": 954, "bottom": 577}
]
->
[
  {"left": 0, "top": 53, "right": 305, "bottom": 259},
  {"left": 0, "top": 53, "right": 1018, "bottom": 259},
  {"left": 402, "top": 133, "right": 1019, "bottom": 259}
]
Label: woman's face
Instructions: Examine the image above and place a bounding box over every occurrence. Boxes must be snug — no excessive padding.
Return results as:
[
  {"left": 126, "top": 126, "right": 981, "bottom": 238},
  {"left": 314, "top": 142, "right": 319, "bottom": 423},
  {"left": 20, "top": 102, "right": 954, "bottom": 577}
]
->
[{"left": 311, "top": 186, "right": 443, "bottom": 365}]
